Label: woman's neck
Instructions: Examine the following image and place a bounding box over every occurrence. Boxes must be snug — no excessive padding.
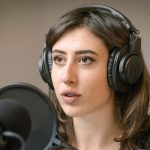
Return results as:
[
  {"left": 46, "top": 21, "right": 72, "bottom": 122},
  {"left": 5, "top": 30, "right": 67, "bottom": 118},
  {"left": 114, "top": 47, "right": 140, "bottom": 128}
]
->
[{"left": 72, "top": 101, "right": 121, "bottom": 150}]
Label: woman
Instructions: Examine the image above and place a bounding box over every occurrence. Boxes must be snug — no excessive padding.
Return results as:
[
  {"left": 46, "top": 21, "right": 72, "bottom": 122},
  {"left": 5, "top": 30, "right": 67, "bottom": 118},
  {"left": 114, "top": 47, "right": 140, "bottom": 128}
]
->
[{"left": 39, "top": 5, "right": 150, "bottom": 150}]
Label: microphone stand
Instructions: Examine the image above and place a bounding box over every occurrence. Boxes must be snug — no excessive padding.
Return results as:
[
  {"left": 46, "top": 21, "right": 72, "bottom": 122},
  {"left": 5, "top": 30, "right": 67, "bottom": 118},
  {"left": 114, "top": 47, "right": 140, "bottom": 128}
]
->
[
  {"left": 0, "top": 127, "right": 6, "bottom": 150},
  {"left": 44, "top": 132, "right": 77, "bottom": 150},
  {"left": 0, "top": 127, "right": 25, "bottom": 150}
]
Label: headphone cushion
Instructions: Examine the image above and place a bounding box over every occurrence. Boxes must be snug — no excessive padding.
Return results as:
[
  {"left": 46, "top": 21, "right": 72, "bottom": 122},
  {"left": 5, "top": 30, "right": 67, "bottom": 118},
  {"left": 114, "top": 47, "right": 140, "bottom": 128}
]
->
[
  {"left": 39, "top": 48, "right": 54, "bottom": 90},
  {"left": 107, "top": 49, "right": 128, "bottom": 92},
  {"left": 107, "top": 50, "right": 117, "bottom": 89},
  {"left": 38, "top": 52, "right": 48, "bottom": 83}
]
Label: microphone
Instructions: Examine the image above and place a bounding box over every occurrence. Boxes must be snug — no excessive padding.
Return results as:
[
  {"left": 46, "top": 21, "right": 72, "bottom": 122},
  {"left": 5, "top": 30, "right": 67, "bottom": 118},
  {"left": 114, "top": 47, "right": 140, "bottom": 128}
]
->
[
  {"left": 0, "top": 99, "right": 31, "bottom": 150},
  {"left": 0, "top": 83, "right": 77, "bottom": 150}
]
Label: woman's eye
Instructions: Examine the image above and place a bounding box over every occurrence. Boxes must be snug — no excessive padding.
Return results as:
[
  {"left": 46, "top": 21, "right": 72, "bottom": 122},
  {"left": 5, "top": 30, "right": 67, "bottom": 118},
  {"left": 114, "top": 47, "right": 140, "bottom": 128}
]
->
[
  {"left": 53, "top": 56, "right": 65, "bottom": 65},
  {"left": 79, "top": 56, "right": 95, "bottom": 64}
]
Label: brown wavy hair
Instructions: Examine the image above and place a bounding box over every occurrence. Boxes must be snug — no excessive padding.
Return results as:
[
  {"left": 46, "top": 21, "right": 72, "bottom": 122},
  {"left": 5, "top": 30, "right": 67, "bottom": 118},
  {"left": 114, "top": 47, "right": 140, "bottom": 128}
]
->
[{"left": 46, "top": 5, "right": 150, "bottom": 150}]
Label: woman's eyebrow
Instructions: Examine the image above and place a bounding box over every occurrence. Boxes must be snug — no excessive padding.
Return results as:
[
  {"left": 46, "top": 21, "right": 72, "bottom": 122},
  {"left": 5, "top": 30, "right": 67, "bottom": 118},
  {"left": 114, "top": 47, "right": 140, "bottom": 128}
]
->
[
  {"left": 52, "top": 49, "right": 66, "bottom": 54},
  {"left": 75, "top": 50, "right": 98, "bottom": 55},
  {"left": 52, "top": 49, "right": 98, "bottom": 55}
]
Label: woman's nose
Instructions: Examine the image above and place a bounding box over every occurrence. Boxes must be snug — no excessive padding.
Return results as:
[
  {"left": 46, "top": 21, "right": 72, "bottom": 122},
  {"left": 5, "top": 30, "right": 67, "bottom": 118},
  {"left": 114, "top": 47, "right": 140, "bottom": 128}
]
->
[{"left": 62, "top": 62, "right": 78, "bottom": 86}]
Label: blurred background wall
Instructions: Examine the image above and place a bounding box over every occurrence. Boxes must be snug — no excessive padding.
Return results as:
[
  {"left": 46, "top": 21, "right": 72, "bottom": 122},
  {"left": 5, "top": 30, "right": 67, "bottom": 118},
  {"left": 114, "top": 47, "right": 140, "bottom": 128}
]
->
[{"left": 0, "top": 0, "right": 150, "bottom": 94}]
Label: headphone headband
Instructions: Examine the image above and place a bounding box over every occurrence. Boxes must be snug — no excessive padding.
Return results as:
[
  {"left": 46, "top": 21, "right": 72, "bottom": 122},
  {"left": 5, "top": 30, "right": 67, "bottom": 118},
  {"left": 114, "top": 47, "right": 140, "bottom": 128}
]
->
[
  {"left": 39, "top": 4, "right": 143, "bottom": 93},
  {"left": 84, "top": 5, "right": 139, "bottom": 35}
]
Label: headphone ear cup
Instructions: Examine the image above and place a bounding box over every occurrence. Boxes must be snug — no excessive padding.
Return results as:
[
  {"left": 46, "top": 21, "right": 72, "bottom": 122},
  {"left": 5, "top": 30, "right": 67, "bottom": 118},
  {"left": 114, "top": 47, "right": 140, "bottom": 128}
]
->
[
  {"left": 108, "top": 48, "right": 144, "bottom": 93},
  {"left": 107, "top": 49, "right": 128, "bottom": 93},
  {"left": 38, "top": 48, "right": 54, "bottom": 90},
  {"left": 119, "top": 53, "right": 144, "bottom": 84},
  {"left": 107, "top": 50, "right": 116, "bottom": 89},
  {"left": 38, "top": 52, "right": 48, "bottom": 83}
]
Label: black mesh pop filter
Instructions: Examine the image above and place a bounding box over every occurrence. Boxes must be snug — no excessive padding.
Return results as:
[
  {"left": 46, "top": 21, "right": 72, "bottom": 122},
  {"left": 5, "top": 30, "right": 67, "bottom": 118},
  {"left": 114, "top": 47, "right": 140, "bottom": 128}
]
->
[
  {"left": 0, "top": 83, "right": 77, "bottom": 150},
  {"left": 0, "top": 83, "right": 58, "bottom": 150}
]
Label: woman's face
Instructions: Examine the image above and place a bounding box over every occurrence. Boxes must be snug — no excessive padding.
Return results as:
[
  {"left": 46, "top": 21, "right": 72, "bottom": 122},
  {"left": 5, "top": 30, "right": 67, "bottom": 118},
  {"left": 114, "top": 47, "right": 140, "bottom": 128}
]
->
[{"left": 51, "top": 27, "right": 114, "bottom": 117}]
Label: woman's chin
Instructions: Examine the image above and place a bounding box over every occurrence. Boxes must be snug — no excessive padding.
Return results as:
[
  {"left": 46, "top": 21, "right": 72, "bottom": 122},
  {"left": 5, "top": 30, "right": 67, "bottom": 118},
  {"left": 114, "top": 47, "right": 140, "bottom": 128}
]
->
[{"left": 62, "top": 107, "right": 83, "bottom": 117}]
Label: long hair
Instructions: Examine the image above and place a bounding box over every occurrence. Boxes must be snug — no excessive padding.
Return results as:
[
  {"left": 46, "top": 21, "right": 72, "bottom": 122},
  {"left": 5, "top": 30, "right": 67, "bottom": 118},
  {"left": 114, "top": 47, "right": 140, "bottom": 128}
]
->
[{"left": 46, "top": 6, "right": 150, "bottom": 150}]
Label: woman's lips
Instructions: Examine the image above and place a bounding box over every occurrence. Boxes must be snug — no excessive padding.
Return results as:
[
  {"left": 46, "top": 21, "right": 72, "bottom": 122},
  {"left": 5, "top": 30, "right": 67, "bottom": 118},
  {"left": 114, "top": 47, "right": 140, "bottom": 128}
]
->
[{"left": 61, "top": 91, "right": 81, "bottom": 104}]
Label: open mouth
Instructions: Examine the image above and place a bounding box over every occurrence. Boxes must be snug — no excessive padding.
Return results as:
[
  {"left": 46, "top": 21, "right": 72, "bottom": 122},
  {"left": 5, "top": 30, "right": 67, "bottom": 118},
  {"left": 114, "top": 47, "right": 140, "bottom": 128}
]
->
[
  {"left": 61, "top": 91, "right": 81, "bottom": 103},
  {"left": 62, "top": 91, "right": 81, "bottom": 97},
  {"left": 63, "top": 92, "right": 80, "bottom": 97}
]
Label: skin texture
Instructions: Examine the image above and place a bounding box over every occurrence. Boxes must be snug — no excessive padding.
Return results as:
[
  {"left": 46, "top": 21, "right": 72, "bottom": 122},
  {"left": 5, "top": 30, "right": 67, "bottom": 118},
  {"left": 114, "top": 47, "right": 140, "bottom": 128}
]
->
[
  {"left": 51, "top": 27, "right": 114, "bottom": 118},
  {"left": 51, "top": 27, "right": 120, "bottom": 150}
]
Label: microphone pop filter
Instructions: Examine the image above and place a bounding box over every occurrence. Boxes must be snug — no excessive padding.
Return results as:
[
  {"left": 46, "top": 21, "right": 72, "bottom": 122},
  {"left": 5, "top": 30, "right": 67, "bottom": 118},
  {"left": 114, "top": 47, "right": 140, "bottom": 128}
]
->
[
  {"left": 0, "top": 99, "right": 31, "bottom": 140},
  {"left": 0, "top": 83, "right": 58, "bottom": 150}
]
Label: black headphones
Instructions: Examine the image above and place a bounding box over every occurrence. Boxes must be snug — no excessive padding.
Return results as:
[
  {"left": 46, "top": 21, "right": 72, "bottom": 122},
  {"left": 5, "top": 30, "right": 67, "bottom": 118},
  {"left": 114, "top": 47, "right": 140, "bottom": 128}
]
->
[{"left": 38, "top": 5, "right": 144, "bottom": 93}]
